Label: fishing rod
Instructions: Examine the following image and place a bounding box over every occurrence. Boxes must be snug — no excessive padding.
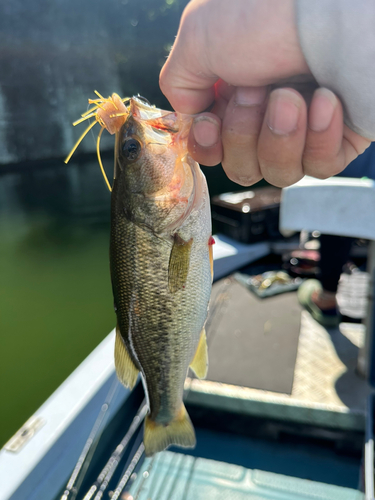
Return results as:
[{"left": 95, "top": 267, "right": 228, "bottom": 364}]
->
[
  {"left": 83, "top": 401, "right": 148, "bottom": 500},
  {"left": 110, "top": 437, "right": 146, "bottom": 500},
  {"left": 60, "top": 376, "right": 120, "bottom": 500}
]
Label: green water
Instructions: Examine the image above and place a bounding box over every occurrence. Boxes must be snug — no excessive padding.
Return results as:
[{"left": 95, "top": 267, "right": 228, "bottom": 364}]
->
[{"left": 0, "top": 161, "right": 114, "bottom": 446}]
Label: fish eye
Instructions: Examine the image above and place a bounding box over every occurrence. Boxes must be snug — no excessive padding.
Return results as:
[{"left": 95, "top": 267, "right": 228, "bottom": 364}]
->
[{"left": 121, "top": 138, "right": 141, "bottom": 162}]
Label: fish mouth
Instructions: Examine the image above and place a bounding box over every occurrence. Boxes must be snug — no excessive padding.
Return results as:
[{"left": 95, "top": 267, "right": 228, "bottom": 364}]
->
[{"left": 66, "top": 92, "right": 192, "bottom": 194}]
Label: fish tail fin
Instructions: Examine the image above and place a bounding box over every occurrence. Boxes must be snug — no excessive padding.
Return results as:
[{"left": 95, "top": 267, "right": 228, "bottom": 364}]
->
[{"left": 143, "top": 404, "right": 196, "bottom": 456}]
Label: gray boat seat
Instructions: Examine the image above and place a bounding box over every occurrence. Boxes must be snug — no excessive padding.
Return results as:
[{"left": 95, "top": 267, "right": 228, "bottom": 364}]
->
[
  {"left": 280, "top": 176, "right": 375, "bottom": 240},
  {"left": 280, "top": 176, "right": 375, "bottom": 381}
]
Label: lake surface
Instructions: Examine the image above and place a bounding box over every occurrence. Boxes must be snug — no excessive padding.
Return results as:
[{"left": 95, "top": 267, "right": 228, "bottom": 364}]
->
[{"left": 0, "top": 159, "right": 115, "bottom": 446}]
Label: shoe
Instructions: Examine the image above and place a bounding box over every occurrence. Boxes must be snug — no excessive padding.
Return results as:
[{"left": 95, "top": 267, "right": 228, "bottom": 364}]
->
[{"left": 298, "top": 279, "right": 340, "bottom": 328}]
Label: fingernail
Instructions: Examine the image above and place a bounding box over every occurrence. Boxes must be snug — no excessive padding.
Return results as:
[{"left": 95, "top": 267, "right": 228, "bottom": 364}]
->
[
  {"left": 193, "top": 116, "right": 220, "bottom": 147},
  {"left": 309, "top": 88, "right": 337, "bottom": 132},
  {"left": 267, "top": 88, "right": 301, "bottom": 135},
  {"left": 235, "top": 86, "right": 267, "bottom": 106}
]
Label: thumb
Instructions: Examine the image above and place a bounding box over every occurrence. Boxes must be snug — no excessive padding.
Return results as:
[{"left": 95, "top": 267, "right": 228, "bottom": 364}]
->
[{"left": 159, "top": 5, "right": 217, "bottom": 114}]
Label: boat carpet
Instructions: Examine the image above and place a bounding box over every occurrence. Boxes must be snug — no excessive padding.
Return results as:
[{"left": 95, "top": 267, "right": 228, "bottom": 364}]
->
[{"left": 205, "top": 277, "right": 302, "bottom": 394}]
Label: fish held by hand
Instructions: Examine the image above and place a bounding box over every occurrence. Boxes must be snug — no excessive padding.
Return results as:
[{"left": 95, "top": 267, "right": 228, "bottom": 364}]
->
[{"left": 66, "top": 93, "right": 214, "bottom": 456}]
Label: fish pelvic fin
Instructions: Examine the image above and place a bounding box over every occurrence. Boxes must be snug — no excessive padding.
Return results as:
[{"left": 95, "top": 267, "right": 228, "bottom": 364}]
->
[
  {"left": 114, "top": 325, "right": 139, "bottom": 389},
  {"left": 143, "top": 404, "right": 196, "bottom": 457},
  {"left": 168, "top": 234, "right": 193, "bottom": 293},
  {"left": 190, "top": 328, "right": 208, "bottom": 379}
]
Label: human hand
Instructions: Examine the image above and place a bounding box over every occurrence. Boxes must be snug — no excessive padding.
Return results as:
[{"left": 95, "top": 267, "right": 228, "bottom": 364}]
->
[{"left": 160, "top": 0, "right": 371, "bottom": 187}]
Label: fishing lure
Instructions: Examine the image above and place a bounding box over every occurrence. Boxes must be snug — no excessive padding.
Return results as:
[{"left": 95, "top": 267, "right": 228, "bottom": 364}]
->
[{"left": 65, "top": 90, "right": 132, "bottom": 190}]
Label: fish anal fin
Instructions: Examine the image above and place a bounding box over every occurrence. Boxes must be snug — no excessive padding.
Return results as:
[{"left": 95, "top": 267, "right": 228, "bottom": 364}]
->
[
  {"left": 190, "top": 328, "right": 208, "bottom": 379},
  {"left": 143, "top": 404, "right": 196, "bottom": 457},
  {"left": 114, "top": 326, "right": 139, "bottom": 389},
  {"left": 168, "top": 234, "right": 193, "bottom": 293}
]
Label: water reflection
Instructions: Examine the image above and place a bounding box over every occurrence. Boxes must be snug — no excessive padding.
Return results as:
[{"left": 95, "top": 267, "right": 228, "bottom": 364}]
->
[
  {"left": 7, "top": 161, "right": 109, "bottom": 223},
  {"left": 0, "top": 0, "right": 191, "bottom": 163},
  {"left": 0, "top": 159, "right": 115, "bottom": 447}
]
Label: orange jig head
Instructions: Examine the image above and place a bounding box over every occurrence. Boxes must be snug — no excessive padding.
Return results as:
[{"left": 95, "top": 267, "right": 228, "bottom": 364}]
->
[
  {"left": 93, "top": 92, "right": 129, "bottom": 135},
  {"left": 64, "top": 91, "right": 130, "bottom": 192}
]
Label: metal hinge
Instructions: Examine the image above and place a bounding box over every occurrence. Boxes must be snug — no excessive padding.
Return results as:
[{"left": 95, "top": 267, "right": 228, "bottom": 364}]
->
[{"left": 3, "top": 416, "right": 45, "bottom": 453}]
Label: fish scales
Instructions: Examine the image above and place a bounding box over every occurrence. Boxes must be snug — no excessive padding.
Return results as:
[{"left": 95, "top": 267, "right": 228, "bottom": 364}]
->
[
  {"left": 66, "top": 93, "right": 213, "bottom": 456},
  {"left": 111, "top": 195, "right": 211, "bottom": 421}
]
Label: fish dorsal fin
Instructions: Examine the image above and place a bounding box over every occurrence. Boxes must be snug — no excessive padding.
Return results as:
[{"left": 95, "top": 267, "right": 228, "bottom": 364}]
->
[
  {"left": 114, "top": 325, "right": 139, "bottom": 389},
  {"left": 190, "top": 328, "right": 208, "bottom": 379},
  {"left": 168, "top": 234, "right": 193, "bottom": 293}
]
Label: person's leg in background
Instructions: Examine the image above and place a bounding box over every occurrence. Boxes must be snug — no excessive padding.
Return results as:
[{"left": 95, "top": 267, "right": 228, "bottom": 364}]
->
[{"left": 298, "top": 234, "right": 354, "bottom": 327}]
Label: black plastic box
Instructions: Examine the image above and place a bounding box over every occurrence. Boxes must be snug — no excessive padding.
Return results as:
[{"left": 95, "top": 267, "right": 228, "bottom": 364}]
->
[{"left": 211, "top": 187, "right": 282, "bottom": 243}]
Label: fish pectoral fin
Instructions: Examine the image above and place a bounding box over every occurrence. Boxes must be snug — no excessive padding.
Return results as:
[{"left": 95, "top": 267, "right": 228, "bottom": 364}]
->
[
  {"left": 114, "top": 326, "right": 139, "bottom": 389},
  {"left": 190, "top": 328, "right": 208, "bottom": 379},
  {"left": 143, "top": 404, "right": 196, "bottom": 457},
  {"left": 168, "top": 234, "right": 193, "bottom": 293}
]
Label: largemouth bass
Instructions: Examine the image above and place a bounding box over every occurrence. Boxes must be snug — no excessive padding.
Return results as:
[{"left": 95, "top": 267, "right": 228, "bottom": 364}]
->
[{"left": 66, "top": 93, "right": 213, "bottom": 456}]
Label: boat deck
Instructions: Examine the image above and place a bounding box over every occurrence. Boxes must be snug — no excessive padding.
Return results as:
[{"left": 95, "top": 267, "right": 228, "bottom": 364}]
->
[{"left": 186, "top": 270, "right": 374, "bottom": 433}]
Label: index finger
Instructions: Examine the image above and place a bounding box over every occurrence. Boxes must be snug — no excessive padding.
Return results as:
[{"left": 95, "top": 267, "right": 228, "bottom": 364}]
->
[{"left": 159, "top": 4, "right": 218, "bottom": 114}]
